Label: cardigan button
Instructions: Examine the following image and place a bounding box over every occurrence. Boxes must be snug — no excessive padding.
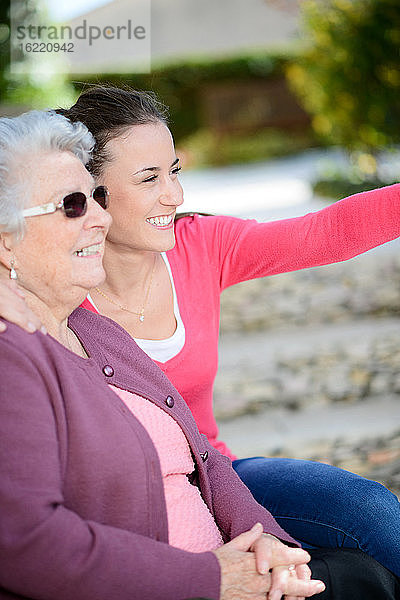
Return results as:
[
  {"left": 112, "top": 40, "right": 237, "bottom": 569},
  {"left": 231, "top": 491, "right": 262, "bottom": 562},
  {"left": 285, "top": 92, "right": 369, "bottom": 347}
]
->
[
  {"left": 165, "top": 395, "right": 174, "bottom": 408},
  {"left": 200, "top": 451, "right": 208, "bottom": 462},
  {"left": 102, "top": 365, "right": 114, "bottom": 377}
]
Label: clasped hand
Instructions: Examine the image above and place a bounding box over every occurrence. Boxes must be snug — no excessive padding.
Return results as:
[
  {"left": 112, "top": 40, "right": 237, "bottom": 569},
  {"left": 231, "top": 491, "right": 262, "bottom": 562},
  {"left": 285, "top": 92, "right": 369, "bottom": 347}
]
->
[{"left": 213, "top": 523, "right": 325, "bottom": 600}]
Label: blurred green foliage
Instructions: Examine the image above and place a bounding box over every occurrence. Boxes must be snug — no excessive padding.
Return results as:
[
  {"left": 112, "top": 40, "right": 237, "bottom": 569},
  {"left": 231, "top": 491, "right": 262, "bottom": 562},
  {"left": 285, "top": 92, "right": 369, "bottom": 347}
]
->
[
  {"left": 0, "top": 1, "right": 75, "bottom": 112},
  {"left": 313, "top": 174, "right": 395, "bottom": 199},
  {"left": 71, "top": 50, "right": 316, "bottom": 167},
  {"left": 0, "top": 1, "right": 10, "bottom": 103},
  {"left": 287, "top": 0, "right": 400, "bottom": 154},
  {"left": 180, "top": 127, "right": 315, "bottom": 168},
  {"left": 73, "top": 51, "right": 294, "bottom": 143}
]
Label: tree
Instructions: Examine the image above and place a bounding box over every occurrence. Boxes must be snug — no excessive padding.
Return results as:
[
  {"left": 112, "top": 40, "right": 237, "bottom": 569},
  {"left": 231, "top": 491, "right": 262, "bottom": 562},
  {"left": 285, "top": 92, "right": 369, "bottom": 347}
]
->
[
  {"left": 0, "top": 1, "right": 10, "bottom": 103},
  {"left": 286, "top": 0, "right": 400, "bottom": 157},
  {"left": 0, "top": 0, "right": 75, "bottom": 113}
]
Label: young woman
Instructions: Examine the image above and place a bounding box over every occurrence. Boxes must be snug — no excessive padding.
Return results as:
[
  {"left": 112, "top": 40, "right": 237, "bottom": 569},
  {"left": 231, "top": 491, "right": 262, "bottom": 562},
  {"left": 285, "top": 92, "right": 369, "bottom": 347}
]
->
[{"left": 2, "top": 86, "right": 400, "bottom": 576}]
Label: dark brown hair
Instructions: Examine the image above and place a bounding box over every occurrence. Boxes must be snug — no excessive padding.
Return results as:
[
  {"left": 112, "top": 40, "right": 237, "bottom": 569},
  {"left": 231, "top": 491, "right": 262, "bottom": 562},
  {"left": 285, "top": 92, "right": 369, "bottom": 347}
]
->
[{"left": 56, "top": 85, "right": 168, "bottom": 177}]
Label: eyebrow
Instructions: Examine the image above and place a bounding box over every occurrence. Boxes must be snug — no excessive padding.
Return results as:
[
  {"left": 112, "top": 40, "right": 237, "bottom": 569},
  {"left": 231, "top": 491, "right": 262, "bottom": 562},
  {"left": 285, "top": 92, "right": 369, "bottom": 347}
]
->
[
  {"left": 132, "top": 157, "right": 180, "bottom": 176},
  {"left": 48, "top": 176, "right": 95, "bottom": 201},
  {"left": 48, "top": 186, "right": 87, "bottom": 203}
]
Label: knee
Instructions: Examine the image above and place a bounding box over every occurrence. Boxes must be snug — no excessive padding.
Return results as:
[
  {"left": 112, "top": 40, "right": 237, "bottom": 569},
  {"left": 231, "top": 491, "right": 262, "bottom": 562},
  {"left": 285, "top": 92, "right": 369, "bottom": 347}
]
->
[
  {"left": 347, "top": 477, "right": 399, "bottom": 523},
  {"left": 358, "top": 477, "right": 397, "bottom": 506}
]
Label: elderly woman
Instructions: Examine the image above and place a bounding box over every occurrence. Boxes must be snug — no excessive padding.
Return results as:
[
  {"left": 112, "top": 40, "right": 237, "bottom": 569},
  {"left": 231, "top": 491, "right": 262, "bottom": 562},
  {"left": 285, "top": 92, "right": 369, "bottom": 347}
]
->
[{"left": 0, "top": 112, "right": 398, "bottom": 600}]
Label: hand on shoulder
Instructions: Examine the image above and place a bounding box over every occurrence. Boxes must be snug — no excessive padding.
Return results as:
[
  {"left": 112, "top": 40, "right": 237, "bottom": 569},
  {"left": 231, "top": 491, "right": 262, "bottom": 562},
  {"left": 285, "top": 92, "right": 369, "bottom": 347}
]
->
[{"left": 0, "top": 279, "right": 45, "bottom": 334}]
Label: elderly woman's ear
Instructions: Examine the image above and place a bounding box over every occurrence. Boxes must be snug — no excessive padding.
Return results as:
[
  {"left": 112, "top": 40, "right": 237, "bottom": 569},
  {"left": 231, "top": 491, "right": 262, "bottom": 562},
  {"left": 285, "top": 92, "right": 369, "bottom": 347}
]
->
[{"left": 0, "top": 233, "right": 15, "bottom": 276}]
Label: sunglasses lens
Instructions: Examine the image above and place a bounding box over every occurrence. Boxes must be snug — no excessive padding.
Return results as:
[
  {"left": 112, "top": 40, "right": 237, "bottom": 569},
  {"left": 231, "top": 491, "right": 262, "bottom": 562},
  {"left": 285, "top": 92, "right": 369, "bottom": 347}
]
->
[
  {"left": 61, "top": 187, "right": 108, "bottom": 218},
  {"left": 92, "top": 186, "right": 109, "bottom": 209},
  {"left": 62, "top": 192, "right": 87, "bottom": 218}
]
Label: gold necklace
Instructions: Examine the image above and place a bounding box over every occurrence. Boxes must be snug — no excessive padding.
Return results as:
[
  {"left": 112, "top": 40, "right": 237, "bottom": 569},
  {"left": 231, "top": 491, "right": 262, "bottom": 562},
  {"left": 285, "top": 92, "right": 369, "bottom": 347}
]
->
[{"left": 94, "top": 255, "right": 157, "bottom": 323}]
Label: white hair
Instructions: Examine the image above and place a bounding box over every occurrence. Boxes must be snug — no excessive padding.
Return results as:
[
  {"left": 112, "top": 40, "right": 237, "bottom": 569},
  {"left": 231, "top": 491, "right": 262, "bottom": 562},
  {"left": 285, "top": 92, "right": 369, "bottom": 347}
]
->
[{"left": 0, "top": 110, "right": 94, "bottom": 238}]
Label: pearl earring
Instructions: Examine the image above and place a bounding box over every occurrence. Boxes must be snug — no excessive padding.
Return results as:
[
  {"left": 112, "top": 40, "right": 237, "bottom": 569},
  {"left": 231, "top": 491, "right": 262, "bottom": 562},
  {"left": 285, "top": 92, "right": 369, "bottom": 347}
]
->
[{"left": 10, "top": 259, "right": 17, "bottom": 280}]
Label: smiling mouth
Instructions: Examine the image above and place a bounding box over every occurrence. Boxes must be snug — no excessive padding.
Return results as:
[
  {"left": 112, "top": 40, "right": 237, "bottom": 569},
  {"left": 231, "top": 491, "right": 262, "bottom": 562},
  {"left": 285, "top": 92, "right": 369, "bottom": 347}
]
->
[
  {"left": 146, "top": 214, "right": 174, "bottom": 227},
  {"left": 74, "top": 242, "right": 103, "bottom": 257}
]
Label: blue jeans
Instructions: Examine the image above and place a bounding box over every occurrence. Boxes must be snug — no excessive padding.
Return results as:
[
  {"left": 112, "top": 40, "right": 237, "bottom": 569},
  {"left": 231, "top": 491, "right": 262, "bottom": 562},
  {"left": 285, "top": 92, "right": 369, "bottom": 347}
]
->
[{"left": 233, "top": 457, "right": 400, "bottom": 576}]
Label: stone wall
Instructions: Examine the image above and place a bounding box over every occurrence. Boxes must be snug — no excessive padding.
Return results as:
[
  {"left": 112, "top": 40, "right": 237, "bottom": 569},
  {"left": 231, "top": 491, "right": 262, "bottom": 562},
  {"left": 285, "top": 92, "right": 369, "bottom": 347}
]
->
[
  {"left": 216, "top": 249, "right": 400, "bottom": 418},
  {"left": 214, "top": 324, "right": 400, "bottom": 419},
  {"left": 220, "top": 250, "right": 400, "bottom": 333}
]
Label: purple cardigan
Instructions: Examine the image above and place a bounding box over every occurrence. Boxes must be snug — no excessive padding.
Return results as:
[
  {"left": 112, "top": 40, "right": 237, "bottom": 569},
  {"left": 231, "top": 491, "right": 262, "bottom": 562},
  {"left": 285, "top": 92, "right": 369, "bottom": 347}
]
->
[{"left": 0, "top": 308, "right": 297, "bottom": 600}]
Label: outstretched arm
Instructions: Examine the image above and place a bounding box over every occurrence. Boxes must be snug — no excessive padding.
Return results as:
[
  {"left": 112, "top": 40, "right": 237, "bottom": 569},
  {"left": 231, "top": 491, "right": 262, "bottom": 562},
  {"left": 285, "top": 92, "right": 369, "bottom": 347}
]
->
[{"left": 193, "top": 184, "right": 400, "bottom": 289}]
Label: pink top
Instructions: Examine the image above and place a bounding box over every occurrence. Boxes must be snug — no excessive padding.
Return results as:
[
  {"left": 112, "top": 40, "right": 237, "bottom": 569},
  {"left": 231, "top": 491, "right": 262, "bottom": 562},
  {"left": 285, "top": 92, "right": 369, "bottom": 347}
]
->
[
  {"left": 110, "top": 385, "right": 223, "bottom": 552},
  {"left": 82, "top": 185, "right": 400, "bottom": 460}
]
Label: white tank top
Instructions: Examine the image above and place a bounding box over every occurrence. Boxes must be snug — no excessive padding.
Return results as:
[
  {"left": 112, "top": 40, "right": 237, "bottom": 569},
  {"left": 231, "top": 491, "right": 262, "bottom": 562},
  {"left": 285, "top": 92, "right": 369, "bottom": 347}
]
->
[{"left": 87, "top": 253, "right": 185, "bottom": 363}]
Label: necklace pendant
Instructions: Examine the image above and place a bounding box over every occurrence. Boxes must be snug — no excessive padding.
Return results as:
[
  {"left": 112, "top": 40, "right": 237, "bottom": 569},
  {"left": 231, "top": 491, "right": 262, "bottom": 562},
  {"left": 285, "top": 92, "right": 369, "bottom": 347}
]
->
[{"left": 139, "top": 313, "right": 145, "bottom": 322}]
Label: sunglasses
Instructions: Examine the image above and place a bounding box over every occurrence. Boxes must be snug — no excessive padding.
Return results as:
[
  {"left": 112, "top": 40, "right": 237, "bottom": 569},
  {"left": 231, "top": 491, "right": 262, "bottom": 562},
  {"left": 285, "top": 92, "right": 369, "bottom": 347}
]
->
[{"left": 22, "top": 185, "right": 109, "bottom": 219}]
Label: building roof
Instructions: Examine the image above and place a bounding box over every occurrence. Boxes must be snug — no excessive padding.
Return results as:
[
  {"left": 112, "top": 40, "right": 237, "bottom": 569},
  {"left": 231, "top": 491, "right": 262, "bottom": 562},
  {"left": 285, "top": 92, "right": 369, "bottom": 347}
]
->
[
  {"left": 65, "top": 0, "right": 300, "bottom": 73},
  {"left": 151, "top": 0, "right": 300, "bottom": 64}
]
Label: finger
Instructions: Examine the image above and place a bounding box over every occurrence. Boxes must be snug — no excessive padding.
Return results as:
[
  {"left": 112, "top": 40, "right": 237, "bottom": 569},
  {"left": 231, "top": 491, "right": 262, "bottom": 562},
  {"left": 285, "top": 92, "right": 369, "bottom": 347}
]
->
[
  {"left": 284, "top": 574, "right": 326, "bottom": 598},
  {"left": 225, "top": 522, "right": 264, "bottom": 552},
  {"left": 12, "top": 313, "right": 42, "bottom": 333},
  {"left": 252, "top": 535, "right": 311, "bottom": 576},
  {"left": 0, "top": 279, "right": 24, "bottom": 297},
  {"left": 296, "top": 563, "right": 312, "bottom": 581},
  {"left": 0, "top": 288, "right": 43, "bottom": 333},
  {"left": 265, "top": 535, "right": 311, "bottom": 569},
  {"left": 4, "top": 281, "right": 26, "bottom": 300},
  {"left": 284, "top": 563, "right": 307, "bottom": 599},
  {"left": 269, "top": 565, "right": 289, "bottom": 600},
  {"left": 251, "top": 536, "right": 273, "bottom": 575},
  {"left": 285, "top": 589, "right": 305, "bottom": 600},
  {"left": 0, "top": 312, "right": 38, "bottom": 333},
  {"left": 14, "top": 287, "right": 26, "bottom": 298}
]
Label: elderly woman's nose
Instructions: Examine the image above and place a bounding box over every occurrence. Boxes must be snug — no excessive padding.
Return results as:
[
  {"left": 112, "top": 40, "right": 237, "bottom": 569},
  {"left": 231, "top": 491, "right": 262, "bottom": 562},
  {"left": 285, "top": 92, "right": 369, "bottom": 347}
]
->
[{"left": 86, "top": 197, "right": 112, "bottom": 229}]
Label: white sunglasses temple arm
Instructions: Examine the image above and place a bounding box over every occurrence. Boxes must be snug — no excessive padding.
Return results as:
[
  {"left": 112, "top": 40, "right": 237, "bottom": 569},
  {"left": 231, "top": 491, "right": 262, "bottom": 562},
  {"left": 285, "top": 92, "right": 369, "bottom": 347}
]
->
[{"left": 22, "top": 202, "right": 59, "bottom": 218}]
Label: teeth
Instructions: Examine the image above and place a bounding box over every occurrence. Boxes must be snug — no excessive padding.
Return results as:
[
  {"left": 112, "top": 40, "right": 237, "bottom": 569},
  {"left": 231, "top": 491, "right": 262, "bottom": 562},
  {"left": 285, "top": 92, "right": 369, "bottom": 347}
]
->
[
  {"left": 146, "top": 215, "right": 173, "bottom": 227},
  {"left": 74, "top": 243, "right": 102, "bottom": 257}
]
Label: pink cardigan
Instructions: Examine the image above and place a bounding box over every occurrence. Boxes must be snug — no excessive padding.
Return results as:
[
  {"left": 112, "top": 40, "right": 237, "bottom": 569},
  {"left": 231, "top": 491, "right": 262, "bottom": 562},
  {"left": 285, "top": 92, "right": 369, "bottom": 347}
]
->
[
  {"left": 0, "top": 311, "right": 298, "bottom": 600},
  {"left": 82, "top": 185, "right": 400, "bottom": 459}
]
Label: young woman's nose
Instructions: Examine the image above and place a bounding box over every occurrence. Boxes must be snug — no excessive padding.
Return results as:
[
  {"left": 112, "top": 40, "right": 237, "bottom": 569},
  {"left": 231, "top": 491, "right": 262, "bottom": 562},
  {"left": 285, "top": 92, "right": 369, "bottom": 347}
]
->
[{"left": 159, "top": 179, "right": 184, "bottom": 207}]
